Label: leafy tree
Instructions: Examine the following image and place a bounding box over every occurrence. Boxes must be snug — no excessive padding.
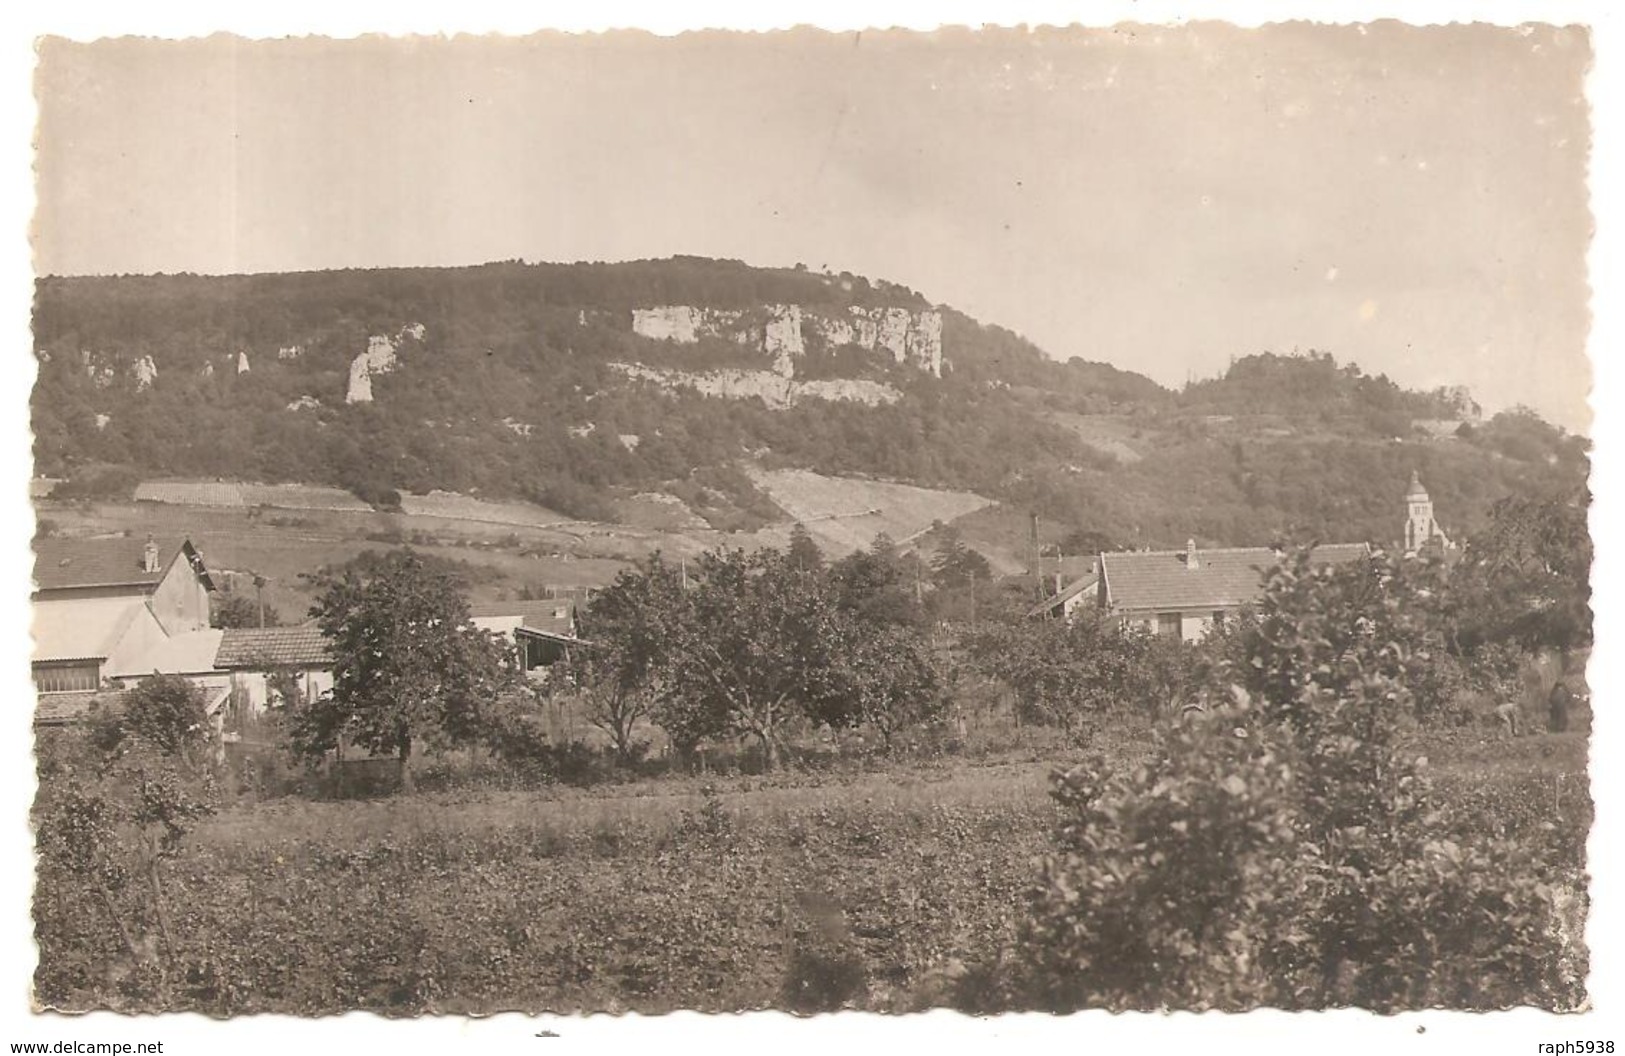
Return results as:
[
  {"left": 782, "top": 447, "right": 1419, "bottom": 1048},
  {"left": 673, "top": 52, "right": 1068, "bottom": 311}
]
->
[
  {"left": 929, "top": 524, "right": 993, "bottom": 590},
  {"left": 210, "top": 586, "right": 281, "bottom": 629},
  {"left": 828, "top": 533, "right": 927, "bottom": 628},
  {"left": 658, "top": 547, "right": 846, "bottom": 770},
  {"left": 293, "top": 549, "right": 522, "bottom": 791},
  {"left": 787, "top": 522, "right": 824, "bottom": 571},
  {"left": 841, "top": 622, "right": 945, "bottom": 749},
  {"left": 1057, "top": 527, "right": 1117, "bottom": 557},
  {"left": 1453, "top": 489, "right": 1591, "bottom": 655},
  {"left": 970, "top": 612, "right": 1156, "bottom": 735},
  {"left": 574, "top": 554, "right": 685, "bottom": 762}
]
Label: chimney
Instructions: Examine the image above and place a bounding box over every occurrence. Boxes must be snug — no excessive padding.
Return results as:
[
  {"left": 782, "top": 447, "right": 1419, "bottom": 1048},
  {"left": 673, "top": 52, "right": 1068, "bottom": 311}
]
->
[
  {"left": 1186, "top": 538, "right": 1200, "bottom": 570},
  {"left": 142, "top": 535, "right": 159, "bottom": 574}
]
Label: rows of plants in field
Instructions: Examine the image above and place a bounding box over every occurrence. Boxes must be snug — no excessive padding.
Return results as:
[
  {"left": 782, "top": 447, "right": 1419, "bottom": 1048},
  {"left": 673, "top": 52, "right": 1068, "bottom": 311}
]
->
[{"left": 35, "top": 790, "right": 1054, "bottom": 1015}]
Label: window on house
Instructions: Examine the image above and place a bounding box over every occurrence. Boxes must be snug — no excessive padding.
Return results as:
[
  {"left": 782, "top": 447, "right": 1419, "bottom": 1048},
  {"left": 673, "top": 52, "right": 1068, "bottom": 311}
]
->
[
  {"left": 1156, "top": 612, "right": 1182, "bottom": 638},
  {"left": 1212, "top": 610, "right": 1227, "bottom": 630},
  {"left": 33, "top": 661, "right": 101, "bottom": 694}
]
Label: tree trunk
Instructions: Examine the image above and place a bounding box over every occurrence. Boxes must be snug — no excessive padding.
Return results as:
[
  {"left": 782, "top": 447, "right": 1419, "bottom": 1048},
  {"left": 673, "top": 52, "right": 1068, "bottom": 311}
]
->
[
  {"left": 399, "top": 736, "right": 415, "bottom": 793},
  {"left": 761, "top": 729, "right": 779, "bottom": 772}
]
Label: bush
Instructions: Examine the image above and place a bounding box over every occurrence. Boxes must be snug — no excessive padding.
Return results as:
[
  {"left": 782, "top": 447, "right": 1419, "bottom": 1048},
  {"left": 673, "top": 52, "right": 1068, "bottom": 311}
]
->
[
  {"left": 122, "top": 675, "right": 210, "bottom": 758},
  {"left": 1006, "top": 546, "right": 1585, "bottom": 1011}
]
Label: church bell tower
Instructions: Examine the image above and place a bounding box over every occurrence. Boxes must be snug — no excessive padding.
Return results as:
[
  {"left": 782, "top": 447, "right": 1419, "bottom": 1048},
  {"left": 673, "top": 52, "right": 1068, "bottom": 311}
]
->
[{"left": 1403, "top": 471, "right": 1448, "bottom": 554}]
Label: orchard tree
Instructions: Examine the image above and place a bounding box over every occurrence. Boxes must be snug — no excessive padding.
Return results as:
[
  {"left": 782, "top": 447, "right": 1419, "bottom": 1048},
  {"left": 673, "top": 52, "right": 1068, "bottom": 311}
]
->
[
  {"left": 659, "top": 547, "right": 846, "bottom": 770},
  {"left": 971, "top": 612, "right": 1156, "bottom": 735},
  {"left": 294, "top": 549, "right": 521, "bottom": 791},
  {"left": 574, "top": 554, "right": 685, "bottom": 762},
  {"left": 841, "top": 622, "right": 945, "bottom": 749}
]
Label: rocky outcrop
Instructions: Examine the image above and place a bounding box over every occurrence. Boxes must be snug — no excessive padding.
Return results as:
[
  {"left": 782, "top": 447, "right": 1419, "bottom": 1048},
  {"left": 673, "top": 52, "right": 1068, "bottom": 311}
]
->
[
  {"left": 80, "top": 351, "right": 116, "bottom": 389},
  {"left": 345, "top": 325, "right": 423, "bottom": 404},
  {"left": 346, "top": 336, "right": 396, "bottom": 403},
  {"left": 200, "top": 361, "right": 214, "bottom": 378},
  {"left": 762, "top": 304, "right": 804, "bottom": 377},
  {"left": 629, "top": 303, "right": 943, "bottom": 378},
  {"left": 286, "top": 395, "right": 321, "bottom": 412},
  {"left": 94, "top": 413, "right": 111, "bottom": 431},
  {"left": 633, "top": 306, "right": 718, "bottom": 344},
  {"left": 612, "top": 363, "right": 901, "bottom": 410},
  {"left": 132, "top": 355, "right": 158, "bottom": 391},
  {"left": 277, "top": 345, "right": 302, "bottom": 360},
  {"left": 813, "top": 307, "right": 943, "bottom": 376},
  {"left": 237, "top": 351, "right": 251, "bottom": 374}
]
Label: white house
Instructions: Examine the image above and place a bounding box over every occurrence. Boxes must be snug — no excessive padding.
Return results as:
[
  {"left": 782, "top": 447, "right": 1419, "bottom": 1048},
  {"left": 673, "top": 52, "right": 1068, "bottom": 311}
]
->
[{"left": 31, "top": 534, "right": 221, "bottom": 723}]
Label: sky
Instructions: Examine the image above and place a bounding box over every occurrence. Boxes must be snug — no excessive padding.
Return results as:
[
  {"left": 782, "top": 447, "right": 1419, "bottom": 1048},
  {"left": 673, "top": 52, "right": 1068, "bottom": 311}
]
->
[{"left": 32, "top": 24, "right": 1592, "bottom": 430}]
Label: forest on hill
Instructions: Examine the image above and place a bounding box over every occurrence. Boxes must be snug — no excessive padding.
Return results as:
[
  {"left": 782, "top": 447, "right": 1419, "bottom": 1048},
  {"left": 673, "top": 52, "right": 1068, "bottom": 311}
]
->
[{"left": 31, "top": 257, "right": 1586, "bottom": 550}]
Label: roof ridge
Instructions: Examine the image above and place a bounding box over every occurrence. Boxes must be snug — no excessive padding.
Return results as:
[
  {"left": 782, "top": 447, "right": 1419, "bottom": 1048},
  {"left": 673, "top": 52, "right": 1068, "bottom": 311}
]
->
[{"left": 1102, "top": 542, "right": 1367, "bottom": 558}]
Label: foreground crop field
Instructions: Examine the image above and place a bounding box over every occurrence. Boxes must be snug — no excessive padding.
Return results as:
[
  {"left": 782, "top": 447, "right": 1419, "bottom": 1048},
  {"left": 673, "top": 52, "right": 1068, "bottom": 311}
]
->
[{"left": 32, "top": 728, "right": 1590, "bottom": 1015}]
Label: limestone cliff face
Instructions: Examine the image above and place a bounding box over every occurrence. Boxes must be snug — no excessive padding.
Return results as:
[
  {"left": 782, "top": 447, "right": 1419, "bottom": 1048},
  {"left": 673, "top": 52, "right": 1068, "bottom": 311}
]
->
[
  {"left": 630, "top": 303, "right": 943, "bottom": 379},
  {"left": 346, "top": 335, "right": 397, "bottom": 404},
  {"left": 612, "top": 363, "right": 901, "bottom": 409},
  {"left": 81, "top": 350, "right": 117, "bottom": 389},
  {"left": 815, "top": 307, "right": 943, "bottom": 376},
  {"left": 345, "top": 324, "right": 424, "bottom": 404},
  {"left": 761, "top": 304, "right": 804, "bottom": 377},
  {"left": 131, "top": 355, "right": 159, "bottom": 391}
]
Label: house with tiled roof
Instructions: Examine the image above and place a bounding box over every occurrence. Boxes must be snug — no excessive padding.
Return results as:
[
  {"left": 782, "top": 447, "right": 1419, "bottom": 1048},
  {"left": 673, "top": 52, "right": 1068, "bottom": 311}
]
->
[
  {"left": 31, "top": 535, "right": 216, "bottom": 708},
  {"left": 469, "top": 599, "right": 582, "bottom": 678},
  {"left": 1098, "top": 540, "right": 1371, "bottom": 641},
  {"left": 213, "top": 625, "right": 336, "bottom": 719}
]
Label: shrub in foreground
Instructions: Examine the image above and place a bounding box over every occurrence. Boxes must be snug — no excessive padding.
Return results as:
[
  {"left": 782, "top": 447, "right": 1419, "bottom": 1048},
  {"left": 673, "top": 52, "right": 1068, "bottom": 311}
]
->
[{"left": 1006, "top": 547, "right": 1585, "bottom": 1012}]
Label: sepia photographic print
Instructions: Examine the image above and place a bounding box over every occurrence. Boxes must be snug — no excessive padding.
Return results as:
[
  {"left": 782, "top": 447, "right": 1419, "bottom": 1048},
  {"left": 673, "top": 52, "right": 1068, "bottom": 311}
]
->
[{"left": 7, "top": 2, "right": 1620, "bottom": 1048}]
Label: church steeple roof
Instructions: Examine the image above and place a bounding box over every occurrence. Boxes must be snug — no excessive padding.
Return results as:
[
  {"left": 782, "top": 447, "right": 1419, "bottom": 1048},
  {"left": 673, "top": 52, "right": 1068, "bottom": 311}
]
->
[{"left": 1406, "top": 470, "right": 1430, "bottom": 500}]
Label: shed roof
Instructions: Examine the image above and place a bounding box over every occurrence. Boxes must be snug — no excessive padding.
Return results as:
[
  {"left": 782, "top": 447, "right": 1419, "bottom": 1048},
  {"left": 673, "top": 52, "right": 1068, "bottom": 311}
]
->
[
  {"left": 1100, "top": 544, "right": 1370, "bottom": 613},
  {"left": 215, "top": 626, "right": 333, "bottom": 669},
  {"left": 468, "top": 599, "right": 577, "bottom": 639},
  {"left": 33, "top": 536, "right": 212, "bottom": 592},
  {"left": 1026, "top": 574, "right": 1100, "bottom": 618}
]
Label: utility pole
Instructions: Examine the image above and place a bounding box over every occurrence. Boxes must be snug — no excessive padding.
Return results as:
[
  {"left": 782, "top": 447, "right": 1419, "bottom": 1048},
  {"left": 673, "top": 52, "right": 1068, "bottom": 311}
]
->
[
  {"left": 254, "top": 574, "right": 267, "bottom": 629},
  {"left": 1030, "top": 510, "right": 1042, "bottom": 600}
]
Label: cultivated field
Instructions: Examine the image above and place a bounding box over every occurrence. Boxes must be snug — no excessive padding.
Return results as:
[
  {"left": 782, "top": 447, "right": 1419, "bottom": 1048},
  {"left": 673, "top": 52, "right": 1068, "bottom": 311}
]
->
[
  {"left": 745, "top": 468, "right": 995, "bottom": 556},
  {"left": 34, "top": 499, "right": 643, "bottom": 615},
  {"left": 31, "top": 724, "right": 1589, "bottom": 1015}
]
